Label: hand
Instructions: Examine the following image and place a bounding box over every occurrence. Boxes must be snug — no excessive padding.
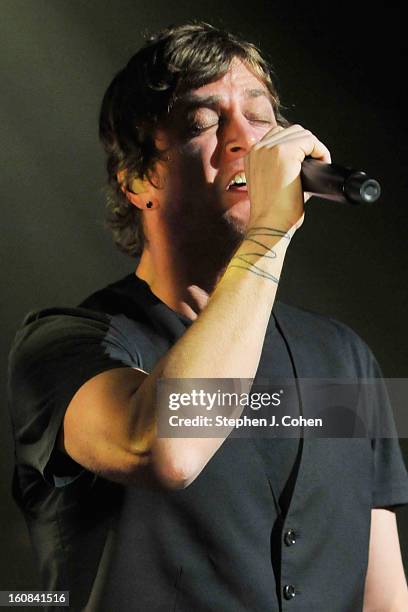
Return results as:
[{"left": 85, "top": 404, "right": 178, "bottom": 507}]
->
[{"left": 244, "top": 124, "right": 331, "bottom": 233}]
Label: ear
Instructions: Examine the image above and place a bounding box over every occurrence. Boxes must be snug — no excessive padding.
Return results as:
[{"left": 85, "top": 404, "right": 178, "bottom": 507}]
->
[{"left": 116, "top": 171, "right": 149, "bottom": 210}]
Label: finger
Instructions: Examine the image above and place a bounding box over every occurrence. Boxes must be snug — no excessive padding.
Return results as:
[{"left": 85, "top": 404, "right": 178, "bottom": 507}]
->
[
  {"left": 257, "top": 124, "right": 285, "bottom": 144},
  {"left": 259, "top": 127, "right": 312, "bottom": 149},
  {"left": 255, "top": 123, "right": 305, "bottom": 149},
  {"left": 264, "top": 132, "right": 332, "bottom": 164},
  {"left": 298, "top": 136, "right": 331, "bottom": 164},
  {"left": 261, "top": 128, "right": 311, "bottom": 146}
]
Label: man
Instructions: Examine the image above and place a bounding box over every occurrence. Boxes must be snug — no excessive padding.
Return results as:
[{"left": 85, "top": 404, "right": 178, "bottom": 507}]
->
[{"left": 8, "top": 22, "right": 408, "bottom": 611}]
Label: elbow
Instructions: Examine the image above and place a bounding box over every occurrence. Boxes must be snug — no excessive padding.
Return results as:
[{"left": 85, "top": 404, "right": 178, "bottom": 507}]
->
[
  {"left": 154, "top": 462, "right": 193, "bottom": 490},
  {"left": 151, "top": 445, "right": 202, "bottom": 490},
  {"left": 102, "top": 452, "right": 192, "bottom": 489}
]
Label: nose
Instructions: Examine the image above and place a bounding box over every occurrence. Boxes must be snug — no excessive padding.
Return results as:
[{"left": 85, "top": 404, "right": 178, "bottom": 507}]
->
[{"left": 223, "top": 113, "right": 258, "bottom": 157}]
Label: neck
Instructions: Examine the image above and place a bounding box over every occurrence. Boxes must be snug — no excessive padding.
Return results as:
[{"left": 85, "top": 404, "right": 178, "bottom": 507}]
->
[{"left": 135, "top": 223, "right": 243, "bottom": 320}]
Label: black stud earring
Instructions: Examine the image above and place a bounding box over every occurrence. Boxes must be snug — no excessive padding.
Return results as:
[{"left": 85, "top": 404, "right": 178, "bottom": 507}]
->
[{"left": 146, "top": 201, "right": 153, "bottom": 209}]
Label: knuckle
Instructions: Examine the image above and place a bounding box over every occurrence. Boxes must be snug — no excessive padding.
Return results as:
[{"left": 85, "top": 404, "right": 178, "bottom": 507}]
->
[{"left": 268, "top": 142, "right": 291, "bottom": 160}]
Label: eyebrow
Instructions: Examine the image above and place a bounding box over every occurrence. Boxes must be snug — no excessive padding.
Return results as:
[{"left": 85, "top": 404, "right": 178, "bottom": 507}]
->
[{"left": 178, "top": 88, "right": 274, "bottom": 109}]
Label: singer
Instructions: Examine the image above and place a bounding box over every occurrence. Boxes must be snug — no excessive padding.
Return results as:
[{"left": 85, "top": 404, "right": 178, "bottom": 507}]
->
[{"left": 8, "top": 22, "right": 408, "bottom": 611}]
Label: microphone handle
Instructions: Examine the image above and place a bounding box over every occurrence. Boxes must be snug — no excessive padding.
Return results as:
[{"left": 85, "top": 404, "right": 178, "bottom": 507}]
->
[{"left": 300, "top": 158, "right": 381, "bottom": 205}]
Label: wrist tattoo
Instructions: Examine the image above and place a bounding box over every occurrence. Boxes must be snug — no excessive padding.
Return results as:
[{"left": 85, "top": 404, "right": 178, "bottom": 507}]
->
[
  {"left": 229, "top": 226, "right": 291, "bottom": 283},
  {"left": 246, "top": 226, "right": 292, "bottom": 241}
]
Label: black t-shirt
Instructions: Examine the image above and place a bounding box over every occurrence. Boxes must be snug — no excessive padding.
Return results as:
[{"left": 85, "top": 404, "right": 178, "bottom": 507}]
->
[{"left": 8, "top": 273, "right": 408, "bottom": 611}]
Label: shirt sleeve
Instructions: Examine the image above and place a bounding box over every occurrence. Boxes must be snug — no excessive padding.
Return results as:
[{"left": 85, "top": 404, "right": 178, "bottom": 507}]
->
[
  {"left": 8, "top": 307, "right": 143, "bottom": 486},
  {"left": 362, "top": 346, "right": 408, "bottom": 509}
]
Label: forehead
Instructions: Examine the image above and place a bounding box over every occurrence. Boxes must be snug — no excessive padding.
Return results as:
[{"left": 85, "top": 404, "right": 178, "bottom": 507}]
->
[
  {"left": 182, "top": 58, "right": 272, "bottom": 105},
  {"left": 178, "top": 58, "right": 273, "bottom": 107}
]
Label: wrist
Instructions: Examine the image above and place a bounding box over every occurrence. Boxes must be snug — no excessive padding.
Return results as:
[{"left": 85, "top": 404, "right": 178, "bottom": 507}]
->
[
  {"left": 247, "top": 212, "right": 304, "bottom": 238},
  {"left": 225, "top": 227, "right": 290, "bottom": 285},
  {"left": 243, "top": 225, "right": 293, "bottom": 254}
]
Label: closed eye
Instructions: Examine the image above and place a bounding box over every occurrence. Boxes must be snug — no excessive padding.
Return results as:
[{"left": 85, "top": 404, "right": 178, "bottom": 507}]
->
[
  {"left": 188, "top": 122, "right": 218, "bottom": 136},
  {"left": 189, "top": 118, "right": 272, "bottom": 136},
  {"left": 247, "top": 117, "right": 274, "bottom": 126}
]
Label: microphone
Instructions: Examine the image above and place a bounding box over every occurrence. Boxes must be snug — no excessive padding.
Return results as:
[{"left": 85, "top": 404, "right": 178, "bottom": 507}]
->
[{"left": 300, "top": 158, "right": 381, "bottom": 205}]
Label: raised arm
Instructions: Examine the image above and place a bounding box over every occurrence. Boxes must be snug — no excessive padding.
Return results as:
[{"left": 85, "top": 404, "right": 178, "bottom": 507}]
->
[{"left": 61, "top": 125, "right": 331, "bottom": 488}]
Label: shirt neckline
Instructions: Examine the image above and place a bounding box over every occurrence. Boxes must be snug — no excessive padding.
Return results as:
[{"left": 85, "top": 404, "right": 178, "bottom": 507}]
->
[
  {"left": 128, "top": 272, "right": 277, "bottom": 332},
  {"left": 129, "top": 273, "right": 194, "bottom": 327}
]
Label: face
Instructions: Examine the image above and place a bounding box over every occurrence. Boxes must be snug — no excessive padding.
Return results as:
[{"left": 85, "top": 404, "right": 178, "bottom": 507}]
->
[{"left": 152, "top": 58, "right": 278, "bottom": 238}]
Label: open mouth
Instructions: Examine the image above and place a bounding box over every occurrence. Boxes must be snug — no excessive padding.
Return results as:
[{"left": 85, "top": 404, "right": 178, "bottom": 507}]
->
[
  {"left": 227, "top": 171, "right": 247, "bottom": 191},
  {"left": 228, "top": 183, "right": 247, "bottom": 191}
]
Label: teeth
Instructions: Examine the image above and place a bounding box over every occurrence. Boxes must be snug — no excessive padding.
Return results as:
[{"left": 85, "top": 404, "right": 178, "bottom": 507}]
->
[{"left": 228, "top": 172, "right": 246, "bottom": 188}]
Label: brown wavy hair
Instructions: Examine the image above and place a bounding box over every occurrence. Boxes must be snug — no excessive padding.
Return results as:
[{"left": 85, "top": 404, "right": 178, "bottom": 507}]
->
[{"left": 99, "top": 21, "right": 288, "bottom": 257}]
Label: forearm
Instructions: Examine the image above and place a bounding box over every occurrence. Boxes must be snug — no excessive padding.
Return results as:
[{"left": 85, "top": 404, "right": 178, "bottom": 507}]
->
[
  {"left": 131, "top": 228, "right": 292, "bottom": 487},
  {"left": 129, "top": 122, "right": 325, "bottom": 486}
]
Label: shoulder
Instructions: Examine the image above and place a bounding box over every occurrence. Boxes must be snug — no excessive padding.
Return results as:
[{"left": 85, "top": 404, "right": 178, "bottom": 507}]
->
[
  {"left": 10, "top": 273, "right": 139, "bottom": 360},
  {"left": 8, "top": 305, "right": 143, "bottom": 385},
  {"left": 9, "top": 307, "right": 111, "bottom": 362}
]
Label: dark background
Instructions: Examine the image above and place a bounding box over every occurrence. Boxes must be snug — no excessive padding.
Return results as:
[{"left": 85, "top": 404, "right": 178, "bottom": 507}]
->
[{"left": 2, "top": 0, "right": 407, "bottom": 591}]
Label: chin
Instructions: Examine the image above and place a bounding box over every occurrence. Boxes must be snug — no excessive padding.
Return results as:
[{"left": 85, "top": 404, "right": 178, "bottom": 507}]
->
[{"left": 223, "top": 199, "right": 251, "bottom": 236}]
